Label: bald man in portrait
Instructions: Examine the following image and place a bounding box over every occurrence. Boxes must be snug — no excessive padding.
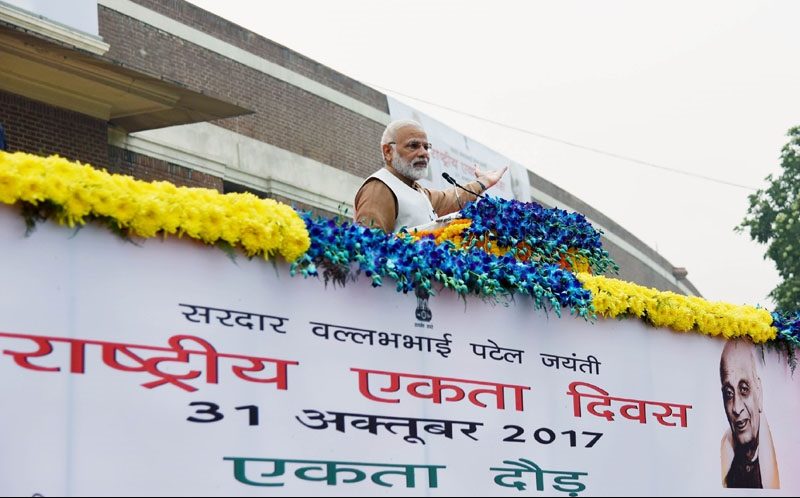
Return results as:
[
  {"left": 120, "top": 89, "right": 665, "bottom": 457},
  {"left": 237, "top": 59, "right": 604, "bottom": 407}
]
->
[{"left": 719, "top": 338, "right": 780, "bottom": 488}]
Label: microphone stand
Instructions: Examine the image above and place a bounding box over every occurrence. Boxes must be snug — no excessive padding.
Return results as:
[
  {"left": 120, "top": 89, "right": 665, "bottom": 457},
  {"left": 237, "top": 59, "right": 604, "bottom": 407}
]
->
[
  {"left": 453, "top": 182, "right": 463, "bottom": 210},
  {"left": 442, "top": 172, "right": 485, "bottom": 199}
]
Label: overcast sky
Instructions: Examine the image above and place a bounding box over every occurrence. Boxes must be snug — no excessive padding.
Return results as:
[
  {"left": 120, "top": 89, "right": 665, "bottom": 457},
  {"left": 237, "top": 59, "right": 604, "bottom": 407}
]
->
[{"left": 187, "top": 0, "right": 799, "bottom": 309}]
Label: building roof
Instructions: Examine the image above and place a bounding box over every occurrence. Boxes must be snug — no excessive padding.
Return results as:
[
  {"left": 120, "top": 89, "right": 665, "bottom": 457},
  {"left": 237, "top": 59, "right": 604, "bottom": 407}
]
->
[{"left": 0, "top": 21, "right": 252, "bottom": 132}]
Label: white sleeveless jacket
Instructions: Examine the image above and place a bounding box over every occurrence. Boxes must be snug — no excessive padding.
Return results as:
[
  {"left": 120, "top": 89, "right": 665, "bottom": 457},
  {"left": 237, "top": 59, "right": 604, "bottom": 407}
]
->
[{"left": 367, "top": 168, "right": 436, "bottom": 232}]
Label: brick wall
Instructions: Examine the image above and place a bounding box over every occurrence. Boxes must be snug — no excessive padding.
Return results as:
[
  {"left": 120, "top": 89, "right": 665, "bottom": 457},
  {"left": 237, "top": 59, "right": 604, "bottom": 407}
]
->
[
  {"left": 98, "top": 1, "right": 387, "bottom": 181},
  {"left": 0, "top": 90, "right": 108, "bottom": 167},
  {"left": 108, "top": 145, "right": 223, "bottom": 189},
  {"left": 119, "top": 0, "right": 385, "bottom": 110}
]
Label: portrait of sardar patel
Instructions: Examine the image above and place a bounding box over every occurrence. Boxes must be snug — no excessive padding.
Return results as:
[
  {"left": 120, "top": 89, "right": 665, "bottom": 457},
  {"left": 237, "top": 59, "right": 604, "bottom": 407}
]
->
[{"left": 719, "top": 338, "right": 780, "bottom": 488}]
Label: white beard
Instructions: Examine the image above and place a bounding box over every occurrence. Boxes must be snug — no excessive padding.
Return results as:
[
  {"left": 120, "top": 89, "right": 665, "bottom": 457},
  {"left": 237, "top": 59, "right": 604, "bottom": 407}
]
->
[{"left": 392, "top": 150, "right": 428, "bottom": 181}]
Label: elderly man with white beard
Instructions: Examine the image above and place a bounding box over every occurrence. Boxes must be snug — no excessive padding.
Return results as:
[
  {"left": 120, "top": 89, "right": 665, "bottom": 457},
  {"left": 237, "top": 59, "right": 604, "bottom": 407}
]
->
[{"left": 354, "top": 120, "right": 508, "bottom": 233}]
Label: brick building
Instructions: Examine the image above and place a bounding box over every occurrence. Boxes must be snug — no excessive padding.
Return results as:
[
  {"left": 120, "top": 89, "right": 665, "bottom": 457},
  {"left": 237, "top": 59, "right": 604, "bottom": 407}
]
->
[{"left": 0, "top": 0, "right": 699, "bottom": 295}]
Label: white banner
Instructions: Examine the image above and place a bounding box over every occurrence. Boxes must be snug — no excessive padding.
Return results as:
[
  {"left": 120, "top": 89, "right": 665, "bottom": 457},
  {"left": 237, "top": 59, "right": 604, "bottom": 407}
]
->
[
  {"left": 0, "top": 205, "right": 798, "bottom": 496},
  {"left": 388, "top": 97, "right": 532, "bottom": 202}
]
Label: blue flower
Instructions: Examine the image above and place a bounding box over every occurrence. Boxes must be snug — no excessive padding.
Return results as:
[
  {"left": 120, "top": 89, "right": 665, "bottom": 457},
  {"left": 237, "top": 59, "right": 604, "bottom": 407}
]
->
[
  {"left": 771, "top": 310, "right": 800, "bottom": 346},
  {"left": 291, "top": 210, "right": 599, "bottom": 318}
]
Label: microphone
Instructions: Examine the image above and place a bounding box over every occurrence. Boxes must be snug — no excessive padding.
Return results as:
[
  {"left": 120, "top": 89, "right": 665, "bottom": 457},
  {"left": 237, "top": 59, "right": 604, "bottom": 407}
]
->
[{"left": 442, "top": 172, "right": 485, "bottom": 199}]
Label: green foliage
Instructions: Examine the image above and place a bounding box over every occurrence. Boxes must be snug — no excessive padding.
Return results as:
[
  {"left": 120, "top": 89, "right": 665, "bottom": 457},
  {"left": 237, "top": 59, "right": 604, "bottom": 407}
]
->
[{"left": 738, "top": 126, "right": 800, "bottom": 313}]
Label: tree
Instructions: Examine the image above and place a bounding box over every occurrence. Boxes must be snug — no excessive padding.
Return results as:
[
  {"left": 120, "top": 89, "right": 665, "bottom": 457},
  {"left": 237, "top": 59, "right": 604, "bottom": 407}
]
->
[{"left": 738, "top": 126, "right": 800, "bottom": 313}]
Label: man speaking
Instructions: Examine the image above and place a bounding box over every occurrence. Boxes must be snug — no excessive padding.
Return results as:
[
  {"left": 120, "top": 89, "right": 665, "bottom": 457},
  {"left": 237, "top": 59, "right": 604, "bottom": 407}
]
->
[{"left": 354, "top": 120, "right": 508, "bottom": 233}]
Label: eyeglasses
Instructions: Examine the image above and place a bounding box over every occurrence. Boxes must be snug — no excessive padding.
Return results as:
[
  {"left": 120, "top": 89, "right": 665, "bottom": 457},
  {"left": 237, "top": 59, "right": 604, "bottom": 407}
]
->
[{"left": 388, "top": 140, "right": 433, "bottom": 152}]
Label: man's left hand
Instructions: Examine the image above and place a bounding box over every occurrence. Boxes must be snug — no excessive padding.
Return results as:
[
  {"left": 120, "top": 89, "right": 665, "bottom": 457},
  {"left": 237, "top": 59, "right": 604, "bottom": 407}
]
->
[{"left": 474, "top": 165, "right": 509, "bottom": 190}]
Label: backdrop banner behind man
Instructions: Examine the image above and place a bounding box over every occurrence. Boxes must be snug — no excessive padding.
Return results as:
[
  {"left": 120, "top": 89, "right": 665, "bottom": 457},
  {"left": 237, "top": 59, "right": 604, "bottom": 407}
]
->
[{"left": 388, "top": 97, "right": 532, "bottom": 203}]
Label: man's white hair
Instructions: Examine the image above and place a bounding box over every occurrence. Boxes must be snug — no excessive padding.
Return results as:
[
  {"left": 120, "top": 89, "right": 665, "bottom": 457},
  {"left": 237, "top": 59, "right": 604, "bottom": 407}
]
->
[{"left": 380, "top": 119, "right": 424, "bottom": 146}]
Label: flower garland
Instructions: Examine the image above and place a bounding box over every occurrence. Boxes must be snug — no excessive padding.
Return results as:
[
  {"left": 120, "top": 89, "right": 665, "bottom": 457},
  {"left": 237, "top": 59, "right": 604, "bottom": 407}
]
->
[
  {"left": 459, "top": 197, "right": 618, "bottom": 275},
  {"left": 576, "top": 273, "right": 777, "bottom": 343},
  {"left": 0, "top": 152, "right": 310, "bottom": 261},
  {"left": 290, "top": 214, "right": 595, "bottom": 318}
]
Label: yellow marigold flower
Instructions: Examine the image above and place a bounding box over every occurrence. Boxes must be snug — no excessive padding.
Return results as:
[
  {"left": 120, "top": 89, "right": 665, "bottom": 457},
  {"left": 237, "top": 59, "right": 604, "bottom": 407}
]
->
[{"left": 0, "top": 171, "right": 21, "bottom": 204}]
